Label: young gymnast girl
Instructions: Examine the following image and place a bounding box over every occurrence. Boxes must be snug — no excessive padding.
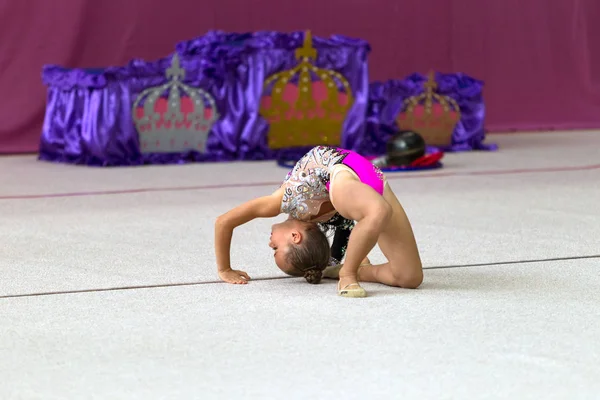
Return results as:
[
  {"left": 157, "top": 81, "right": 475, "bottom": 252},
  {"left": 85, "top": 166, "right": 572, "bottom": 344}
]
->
[{"left": 214, "top": 146, "right": 423, "bottom": 297}]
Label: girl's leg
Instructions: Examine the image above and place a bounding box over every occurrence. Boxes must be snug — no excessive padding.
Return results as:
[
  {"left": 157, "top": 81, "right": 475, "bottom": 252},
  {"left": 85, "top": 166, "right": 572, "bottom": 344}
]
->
[{"left": 359, "top": 183, "right": 423, "bottom": 288}]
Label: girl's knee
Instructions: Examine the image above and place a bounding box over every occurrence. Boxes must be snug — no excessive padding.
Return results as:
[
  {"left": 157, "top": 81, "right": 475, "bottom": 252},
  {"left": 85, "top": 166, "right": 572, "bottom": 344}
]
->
[{"left": 392, "top": 268, "right": 423, "bottom": 289}]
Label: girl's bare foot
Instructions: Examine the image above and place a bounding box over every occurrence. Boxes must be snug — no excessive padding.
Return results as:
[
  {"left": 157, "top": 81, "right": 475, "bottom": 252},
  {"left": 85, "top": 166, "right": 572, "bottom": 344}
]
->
[{"left": 323, "top": 257, "right": 371, "bottom": 280}]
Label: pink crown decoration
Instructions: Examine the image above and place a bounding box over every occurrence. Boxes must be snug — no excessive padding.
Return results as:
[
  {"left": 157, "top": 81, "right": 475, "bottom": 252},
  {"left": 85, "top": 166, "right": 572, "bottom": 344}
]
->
[
  {"left": 259, "top": 30, "right": 354, "bottom": 149},
  {"left": 132, "top": 54, "right": 219, "bottom": 154},
  {"left": 397, "top": 71, "right": 461, "bottom": 146}
]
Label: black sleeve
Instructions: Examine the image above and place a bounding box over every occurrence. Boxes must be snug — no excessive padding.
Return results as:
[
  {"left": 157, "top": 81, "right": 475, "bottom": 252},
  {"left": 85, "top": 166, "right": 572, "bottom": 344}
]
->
[
  {"left": 331, "top": 223, "right": 352, "bottom": 262},
  {"left": 318, "top": 214, "right": 356, "bottom": 265}
]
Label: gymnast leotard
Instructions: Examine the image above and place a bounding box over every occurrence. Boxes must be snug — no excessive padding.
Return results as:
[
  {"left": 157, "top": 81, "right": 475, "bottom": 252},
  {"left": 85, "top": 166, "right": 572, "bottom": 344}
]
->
[
  {"left": 280, "top": 145, "right": 385, "bottom": 222},
  {"left": 279, "top": 146, "right": 386, "bottom": 263}
]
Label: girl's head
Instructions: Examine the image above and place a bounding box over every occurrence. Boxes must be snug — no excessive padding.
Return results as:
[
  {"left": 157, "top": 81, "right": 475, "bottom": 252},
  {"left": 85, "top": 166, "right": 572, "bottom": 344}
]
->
[{"left": 269, "top": 218, "right": 331, "bottom": 284}]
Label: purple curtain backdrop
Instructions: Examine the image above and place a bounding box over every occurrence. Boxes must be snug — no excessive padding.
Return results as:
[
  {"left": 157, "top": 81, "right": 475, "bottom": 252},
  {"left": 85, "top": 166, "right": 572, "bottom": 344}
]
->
[
  {"left": 39, "top": 31, "right": 370, "bottom": 166},
  {"left": 178, "top": 30, "right": 371, "bottom": 161},
  {"left": 1, "top": 0, "right": 600, "bottom": 153},
  {"left": 366, "top": 72, "right": 496, "bottom": 155},
  {"left": 39, "top": 53, "right": 244, "bottom": 166}
]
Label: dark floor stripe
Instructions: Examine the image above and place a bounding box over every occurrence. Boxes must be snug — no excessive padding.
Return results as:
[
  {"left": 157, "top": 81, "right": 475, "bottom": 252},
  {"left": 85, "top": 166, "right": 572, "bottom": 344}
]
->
[
  {"left": 426, "top": 254, "right": 600, "bottom": 269},
  {"left": 1, "top": 254, "right": 598, "bottom": 300},
  {"left": 1, "top": 163, "right": 599, "bottom": 201}
]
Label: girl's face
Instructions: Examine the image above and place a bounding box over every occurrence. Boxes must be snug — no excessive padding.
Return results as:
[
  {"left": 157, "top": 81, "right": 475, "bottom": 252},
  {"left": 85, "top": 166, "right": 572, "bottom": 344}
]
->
[{"left": 269, "top": 219, "right": 307, "bottom": 274}]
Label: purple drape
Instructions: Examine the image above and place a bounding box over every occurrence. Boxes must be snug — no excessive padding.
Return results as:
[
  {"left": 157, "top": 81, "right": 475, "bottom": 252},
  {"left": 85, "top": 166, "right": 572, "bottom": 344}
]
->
[
  {"left": 39, "top": 53, "right": 246, "bottom": 166},
  {"left": 364, "top": 72, "right": 496, "bottom": 155},
  {"left": 177, "top": 30, "right": 371, "bottom": 162},
  {"left": 40, "top": 31, "right": 371, "bottom": 166}
]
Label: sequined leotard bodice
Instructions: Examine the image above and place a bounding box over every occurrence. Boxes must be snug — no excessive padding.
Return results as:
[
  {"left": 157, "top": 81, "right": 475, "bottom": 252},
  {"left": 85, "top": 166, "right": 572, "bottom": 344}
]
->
[
  {"left": 280, "top": 146, "right": 346, "bottom": 222},
  {"left": 280, "top": 146, "right": 385, "bottom": 223}
]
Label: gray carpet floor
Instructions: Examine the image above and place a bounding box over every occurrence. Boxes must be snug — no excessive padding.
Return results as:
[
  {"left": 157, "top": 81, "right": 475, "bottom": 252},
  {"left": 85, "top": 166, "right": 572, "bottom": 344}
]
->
[{"left": 1, "top": 131, "right": 599, "bottom": 399}]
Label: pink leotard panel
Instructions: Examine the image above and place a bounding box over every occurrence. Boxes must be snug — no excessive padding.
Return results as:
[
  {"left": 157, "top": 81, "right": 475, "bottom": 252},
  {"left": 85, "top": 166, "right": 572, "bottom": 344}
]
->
[
  {"left": 280, "top": 146, "right": 385, "bottom": 222},
  {"left": 325, "top": 148, "right": 385, "bottom": 195}
]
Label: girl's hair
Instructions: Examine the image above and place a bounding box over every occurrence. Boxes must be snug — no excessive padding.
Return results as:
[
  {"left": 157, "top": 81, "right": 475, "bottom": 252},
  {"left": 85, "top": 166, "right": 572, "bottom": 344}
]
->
[{"left": 286, "top": 224, "right": 331, "bottom": 284}]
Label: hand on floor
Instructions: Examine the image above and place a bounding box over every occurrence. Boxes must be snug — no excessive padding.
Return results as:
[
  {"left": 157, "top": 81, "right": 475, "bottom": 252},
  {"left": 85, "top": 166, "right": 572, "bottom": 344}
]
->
[{"left": 219, "top": 269, "right": 251, "bottom": 284}]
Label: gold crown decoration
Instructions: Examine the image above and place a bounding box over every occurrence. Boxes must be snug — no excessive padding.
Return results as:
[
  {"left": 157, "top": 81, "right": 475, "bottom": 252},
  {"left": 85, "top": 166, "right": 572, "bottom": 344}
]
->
[
  {"left": 259, "top": 30, "right": 354, "bottom": 149},
  {"left": 132, "top": 54, "right": 219, "bottom": 154},
  {"left": 397, "top": 71, "right": 461, "bottom": 147}
]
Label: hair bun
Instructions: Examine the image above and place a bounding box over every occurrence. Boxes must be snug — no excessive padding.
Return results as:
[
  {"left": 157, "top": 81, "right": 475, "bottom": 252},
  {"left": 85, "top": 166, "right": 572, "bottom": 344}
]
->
[{"left": 304, "top": 268, "right": 323, "bottom": 285}]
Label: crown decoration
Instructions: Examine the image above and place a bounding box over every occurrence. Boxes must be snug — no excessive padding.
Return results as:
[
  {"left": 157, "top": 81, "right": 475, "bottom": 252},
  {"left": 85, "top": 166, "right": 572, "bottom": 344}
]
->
[
  {"left": 397, "top": 71, "right": 461, "bottom": 146},
  {"left": 259, "top": 30, "right": 354, "bottom": 149},
  {"left": 132, "top": 53, "right": 219, "bottom": 154}
]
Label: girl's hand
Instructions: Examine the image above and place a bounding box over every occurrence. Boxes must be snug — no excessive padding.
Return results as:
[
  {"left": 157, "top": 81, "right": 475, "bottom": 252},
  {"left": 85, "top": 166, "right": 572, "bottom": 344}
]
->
[
  {"left": 214, "top": 189, "right": 283, "bottom": 286},
  {"left": 219, "top": 269, "right": 251, "bottom": 284}
]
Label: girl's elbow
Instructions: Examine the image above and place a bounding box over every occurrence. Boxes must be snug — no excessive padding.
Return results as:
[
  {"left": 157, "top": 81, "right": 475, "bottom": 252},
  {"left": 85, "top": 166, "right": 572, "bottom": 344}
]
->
[
  {"left": 372, "top": 201, "right": 392, "bottom": 224},
  {"left": 361, "top": 201, "right": 392, "bottom": 228},
  {"left": 215, "top": 214, "right": 230, "bottom": 229}
]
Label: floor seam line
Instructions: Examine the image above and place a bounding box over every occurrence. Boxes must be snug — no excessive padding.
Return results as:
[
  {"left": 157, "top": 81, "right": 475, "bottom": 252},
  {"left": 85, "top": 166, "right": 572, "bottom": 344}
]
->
[
  {"left": 1, "top": 254, "right": 597, "bottom": 300},
  {"left": 1, "top": 163, "right": 598, "bottom": 201}
]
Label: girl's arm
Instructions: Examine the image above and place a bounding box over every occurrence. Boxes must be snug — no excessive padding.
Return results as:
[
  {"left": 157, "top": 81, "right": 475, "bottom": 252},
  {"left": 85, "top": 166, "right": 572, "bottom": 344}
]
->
[
  {"left": 214, "top": 188, "right": 283, "bottom": 283},
  {"left": 329, "top": 175, "right": 392, "bottom": 278}
]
